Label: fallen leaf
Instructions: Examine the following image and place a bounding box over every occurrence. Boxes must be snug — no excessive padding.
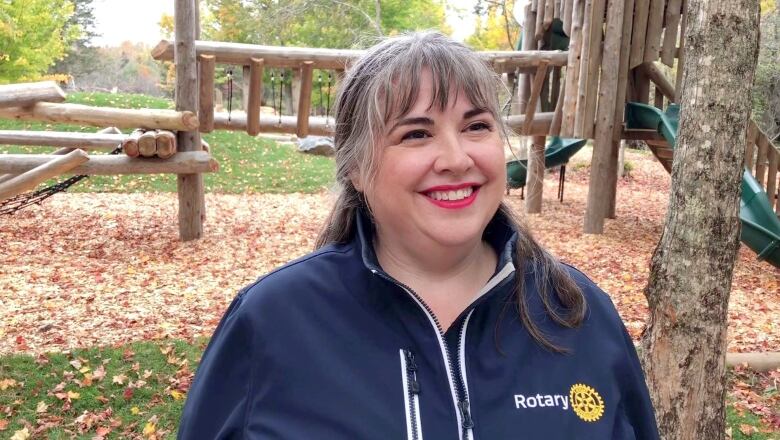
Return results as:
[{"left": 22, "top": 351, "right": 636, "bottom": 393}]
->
[
  {"left": 10, "top": 428, "right": 29, "bottom": 440},
  {"left": 112, "top": 374, "right": 127, "bottom": 385},
  {"left": 36, "top": 401, "right": 48, "bottom": 413}
]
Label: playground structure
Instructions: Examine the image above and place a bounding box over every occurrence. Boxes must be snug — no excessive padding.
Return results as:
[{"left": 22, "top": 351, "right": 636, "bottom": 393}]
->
[{"left": 0, "top": 0, "right": 778, "bottom": 265}]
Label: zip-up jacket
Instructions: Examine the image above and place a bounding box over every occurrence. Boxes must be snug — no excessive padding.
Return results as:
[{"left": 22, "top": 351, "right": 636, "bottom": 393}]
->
[{"left": 178, "top": 210, "right": 660, "bottom": 439}]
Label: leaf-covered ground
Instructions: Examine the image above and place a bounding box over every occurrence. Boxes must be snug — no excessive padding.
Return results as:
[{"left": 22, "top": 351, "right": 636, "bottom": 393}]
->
[
  {"left": 1, "top": 147, "right": 776, "bottom": 355},
  {"left": 1, "top": 146, "right": 778, "bottom": 437}
]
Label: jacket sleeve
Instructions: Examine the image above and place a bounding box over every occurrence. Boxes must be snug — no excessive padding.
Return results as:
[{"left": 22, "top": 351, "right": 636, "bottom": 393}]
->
[
  {"left": 617, "top": 321, "right": 661, "bottom": 440},
  {"left": 177, "top": 291, "right": 256, "bottom": 439}
]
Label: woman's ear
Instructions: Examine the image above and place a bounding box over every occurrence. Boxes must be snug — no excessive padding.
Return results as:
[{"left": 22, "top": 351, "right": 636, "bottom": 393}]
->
[{"left": 349, "top": 169, "right": 364, "bottom": 192}]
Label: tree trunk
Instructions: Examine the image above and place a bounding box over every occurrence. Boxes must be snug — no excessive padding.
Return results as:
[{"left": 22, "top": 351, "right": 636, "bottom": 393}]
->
[{"left": 639, "top": 0, "right": 760, "bottom": 437}]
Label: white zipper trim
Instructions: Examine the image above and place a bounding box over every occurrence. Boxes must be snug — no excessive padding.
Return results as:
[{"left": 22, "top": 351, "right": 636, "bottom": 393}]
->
[
  {"left": 472, "top": 261, "right": 515, "bottom": 303},
  {"left": 400, "top": 350, "right": 423, "bottom": 440},
  {"left": 459, "top": 310, "right": 475, "bottom": 440},
  {"left": 402, "top": 291, "right": 465, "bottom": 440}
]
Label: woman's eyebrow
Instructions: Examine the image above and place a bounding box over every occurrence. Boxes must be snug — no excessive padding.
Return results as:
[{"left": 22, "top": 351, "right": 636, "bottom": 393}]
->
[
  {"left": 464, "top": 108, "right": 488, "bottom": 119},
  {"left": 389, "top": 116, "right": 433, "bottom": 134}
]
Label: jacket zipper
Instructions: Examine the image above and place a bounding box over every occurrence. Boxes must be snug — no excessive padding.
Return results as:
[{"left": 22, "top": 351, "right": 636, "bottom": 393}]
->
[
  {"left": 371, "top": 269, "right": 469, "bottom": 440},
  {"left": 400, "top": 349, "right": 423, "bottom": 440},
  {"left": 372, "top": 261, "right": 515, "bottom": 440}
]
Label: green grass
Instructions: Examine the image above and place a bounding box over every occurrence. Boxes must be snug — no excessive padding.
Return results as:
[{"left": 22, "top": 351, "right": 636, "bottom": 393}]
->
[
  {"left": 0, "top": 339, "right": 206, "bottom": 439},
  {"left": 727, "top": 406, "right": 777, "bottom": 439},
  {"left": 0, "top": 92, "right": 335, "bottom": 194}
]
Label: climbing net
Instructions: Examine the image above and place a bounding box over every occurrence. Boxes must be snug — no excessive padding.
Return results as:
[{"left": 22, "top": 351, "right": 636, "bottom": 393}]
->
[{"left": 0, "top": 145, "right": 123, "bottom": 216}]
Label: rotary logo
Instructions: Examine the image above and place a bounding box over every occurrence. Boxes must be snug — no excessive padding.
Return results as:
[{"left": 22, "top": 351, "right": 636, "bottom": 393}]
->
[{"left": 569, "top": 383, "right": 604, "bottom": 422}]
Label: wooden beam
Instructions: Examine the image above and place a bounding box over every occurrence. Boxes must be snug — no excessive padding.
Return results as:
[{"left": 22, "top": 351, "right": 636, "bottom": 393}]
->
[
  {"left": 584, "top": 0, "right": 625, "bottom": 233},
  {"left": 755, "top": 133, "right": 769, "bottom": 186},
  {"left": 612, "top": 0, "right": 636, "bottom": 141},
  {"left": 550, "top": 79, "right": 566, "bottom": 136},
  {"left": 643, "top": 0, "right": 666, "bottom": 62},
  {"left": 152, "top": 39, "right": 569, "bottom": 70},
  {"left": 660, "top": 0, "right": 683, "bottom": 66},
  {"left": 198, "top": 54, "right": 215, "bottom": 133},
  {"left": 0, "top": 151, "right": 217, "bottom": 175},
  {"left": 629, "top": 0, "right": 651, "bottom": 68},
  {"left": 122, "top": 129, "right": 144, "bottom": 158},
  {"left": 0, "top": 149, "right": 89, "bottom": 201},
  {"left": 576, "top": 0, "right": 607, "bottom": 138},
  {"left": 523, "top": 61, "right": 550, "bottom": 135},
  {"left": 174, "top": 0, "right": 204, "bottom": 241},
  {"left": 0, "top": 103, "right": 198, "bottom": 131},
  {"left": 156, "top": 130, "right": 177, "bottom": 159},
  {"left": 138, "top": 130, "right": 158, "bottom": 157},
  {"left": 507, "top": 112, "right": 555, "bottom": 135},
  {"left": 563, "top": 0, "right": 575, "bottom": 36},
  {"left": 0, "top": 81, "right": 66, "bottom": 108},
  {"left": 0, "top": 130, "right": 126, "bottom": 150},
  {"left": 561, "top": 0, "right": 586, "bottom": 136},
  {"left": 296, "top": 61, "right": 314, "bottom": 138},
  {"left": 766, "top": 147, "right": 778, "bottom": 210},
  {"left": 640, "top": 61, "right": 676, "bottom": 101},
  {"left": 247, "top": 57, "right": 265, "bottom": 136}
]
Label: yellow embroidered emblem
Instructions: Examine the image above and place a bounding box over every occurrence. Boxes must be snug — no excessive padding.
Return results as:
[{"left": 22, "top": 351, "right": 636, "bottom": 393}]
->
[{"left": 569, "top": 383, "right": 605, "bottom": 422}]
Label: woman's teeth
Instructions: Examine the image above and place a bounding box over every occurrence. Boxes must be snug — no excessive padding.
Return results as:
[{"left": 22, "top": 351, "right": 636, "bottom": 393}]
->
[{"left": 427, "top": 186, "right": 474, "bottom": 201}]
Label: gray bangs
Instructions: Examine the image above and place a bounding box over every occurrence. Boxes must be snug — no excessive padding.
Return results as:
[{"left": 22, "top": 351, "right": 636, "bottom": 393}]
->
[{"left": 371, "top": 34, "right": 505, "bottom": 133}]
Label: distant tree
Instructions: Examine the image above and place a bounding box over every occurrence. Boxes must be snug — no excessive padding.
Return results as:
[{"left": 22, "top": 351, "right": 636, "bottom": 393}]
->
[
  {"left": 753, "top": 1, "right": 779, "bottom": 141},
  {"left": 467, "top": 0, "right": 520, "bottom": 50},
  {"left": 0, "top": 0, "right": 80, "bottom": 83},
  {"left": 49, "top": 0, "right": 100, "bottom": 87}
]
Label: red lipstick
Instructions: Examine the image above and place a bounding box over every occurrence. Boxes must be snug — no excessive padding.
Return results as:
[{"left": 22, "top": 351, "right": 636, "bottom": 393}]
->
[{"left": 420, "top": 183, "right": 480, "bottom": 210}]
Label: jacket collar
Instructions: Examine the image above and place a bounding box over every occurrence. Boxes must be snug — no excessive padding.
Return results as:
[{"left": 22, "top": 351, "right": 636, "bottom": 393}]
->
[{"left": 354, "top": 207, "right": 518, "bottom": 277}]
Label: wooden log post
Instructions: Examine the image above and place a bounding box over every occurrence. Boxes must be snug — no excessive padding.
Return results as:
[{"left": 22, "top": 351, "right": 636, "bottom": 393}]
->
[
  {"left": 0, "top": 130, "right": 126, "bottom": 150},
  {"left": 174, "top": 0, "right": 205, "bottom": 241},
  {"left": 122, "top": 129, "right": 144, "bottom": 158},
  {"left": 138, "top": 130, "right": 158, "bottom": 157},
  {"left": 607, "top": 0, "right": 636, "bottom": 218},
  {"left": 561, "top": 0, "right": 585, "bottom": 136},
  {"left": 242, "top": 65, "right": 251, "bottom": 111},
  {"left": 247, "top": 58, "right": 265, "bottom": 136},
  {"left": 0, "top": 149, "right": 89, "bottom": 201},
  {"left": 0, "top": 151, "right": 217, "bottom": 175},
  {"left": 519, "top": 4, "right": 537, "bottom": 114},
  {"left": 745, "top": 122, "right": 758, "bottom": 170},
  {"left": 674, "top": 0, "right": 688, "bottom": 102},
  {"left": 754, "top": 134, "right": 769, "bottom": 186},
  {"left": 629, "top": 0, "right": 651, "bottom": 68},
  {"left": 563, "top": 0, "right": 575, "bottom": 36},
  {"left": 643, "top": 0, "right": 666, "bottom": 63},
  {"left": 641, "top": 61, "right": 676, "bottom": 101},
  {"left": 535, "top": 0, "right": 547, "bottom": 41},
  {"left": 584, "top": 0, "right": 625, "bottom": 233},
  {"left": 550, "top": 80, "right": 566, "bottom": 136},
  {"left": 660, "top": 0, "right": 683, "bottom": 66},
  {"left": 766, "top": 147, "right": 778, "bottom": 210},
  {"left": 156, "top": 130, "right": 178, "bottom": 159},
  {"left": 577, "top": 0, "right": 607, "bottom": 138},
  {"left": 296, "top": 62, "right": 315, "bottom": 138},
  {"left": 0, "top": 103, "right": 198, "bottom": 131},
  {"left": 198, "top": 54, "right": 215, "bottom": 133},
  {"left": 0, "top": 81, "right": 66, "bottom": 108},
  {"left": 523, "top": 62, "right": 550, "bottom": 135}
]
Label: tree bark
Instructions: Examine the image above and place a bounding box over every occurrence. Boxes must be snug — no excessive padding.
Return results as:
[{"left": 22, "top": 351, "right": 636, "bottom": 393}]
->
[{"left": 639, "top": 0, "right": 760, "bottom": 437}]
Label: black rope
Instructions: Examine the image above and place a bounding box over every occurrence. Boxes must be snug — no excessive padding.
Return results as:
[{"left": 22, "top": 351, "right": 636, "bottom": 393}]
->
[
  {"left": 0, "top": 145, "right": 124, "bottom": 216},
  {"left": 503, "top": 70, "right": 519, "bottom": 118},
  {"left": 277, "top": 70, "right": 284, "bottom": 125},
  {"left": 271, "top": 70, "right": 276, "bottom": 123},
  {"left": 317, "top": 72, "right": 323, "bottom": 117},
  {"left": 226, "top": 68, "right": 233, "bottom": 122},
  {"left": 326, "top": 72, "right": 333, "bottom": 124}
]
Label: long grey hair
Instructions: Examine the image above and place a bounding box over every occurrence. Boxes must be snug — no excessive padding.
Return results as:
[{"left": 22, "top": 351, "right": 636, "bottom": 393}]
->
[{"left": 315, "top": 31, "right": 586, "bottom": 352}]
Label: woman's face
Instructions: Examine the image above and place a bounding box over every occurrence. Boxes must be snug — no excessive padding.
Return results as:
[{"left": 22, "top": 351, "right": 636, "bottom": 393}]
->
[{"left": 356, "top": 70, "right": 506, "bottom": 253}]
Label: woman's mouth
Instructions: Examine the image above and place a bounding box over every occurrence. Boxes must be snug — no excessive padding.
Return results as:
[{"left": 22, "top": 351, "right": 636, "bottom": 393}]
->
[{"left": 422, "top": 185, "right": 480, "bottom": 209}]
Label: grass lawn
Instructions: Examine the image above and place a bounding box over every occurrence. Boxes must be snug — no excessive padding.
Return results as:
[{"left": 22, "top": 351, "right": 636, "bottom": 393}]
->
[{"left": 0, "top": 92, "right": 335, "bottom": 194}]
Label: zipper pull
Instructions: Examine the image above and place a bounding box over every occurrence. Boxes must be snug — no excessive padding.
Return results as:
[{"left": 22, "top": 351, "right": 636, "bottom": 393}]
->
[
  {"left": 458, "top": 400, "right": 474, "bottom": 429},
  {"left": 409, "top": 377, "right": 421, "bottom": 394},
  {"left": 404, "top": 350, "right": 418, "bottom": 371}
]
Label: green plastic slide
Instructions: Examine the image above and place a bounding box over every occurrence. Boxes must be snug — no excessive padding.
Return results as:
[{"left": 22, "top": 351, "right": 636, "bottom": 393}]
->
[
  {"left": 506, "top": 137, "right": 588, "bottom": 189},
  {"left": 625, "top": 102, "right": 780, "bottom": 267}
]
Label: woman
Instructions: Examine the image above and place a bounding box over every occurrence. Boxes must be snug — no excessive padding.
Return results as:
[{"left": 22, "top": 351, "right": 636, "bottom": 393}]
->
[{"left": 178, "top": 32, "right": 659, "bottom": 439}]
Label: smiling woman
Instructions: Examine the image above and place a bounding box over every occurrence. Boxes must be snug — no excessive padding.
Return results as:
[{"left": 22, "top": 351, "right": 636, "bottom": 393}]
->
[{"left": 177, "top": 32, "right": 660, "bottom": 440}]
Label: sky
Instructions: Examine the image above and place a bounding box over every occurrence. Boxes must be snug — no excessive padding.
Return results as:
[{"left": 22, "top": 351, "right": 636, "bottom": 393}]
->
[{"left": 90, "top": 0, "right": 486, "bottom": 47}]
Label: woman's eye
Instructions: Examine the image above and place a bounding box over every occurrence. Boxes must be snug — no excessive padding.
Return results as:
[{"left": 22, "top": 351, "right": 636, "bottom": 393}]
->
[
  {"left": 467, "top": 122, "right": 492, "bottom": 132},
  {"left": 401, "top": 130, "right": 430, "bottom": 141}
]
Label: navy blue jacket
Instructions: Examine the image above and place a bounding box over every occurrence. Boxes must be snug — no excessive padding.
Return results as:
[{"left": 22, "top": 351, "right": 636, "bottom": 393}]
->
[{"left": 178, "top": 211, "right": 659, "bottom": 439}]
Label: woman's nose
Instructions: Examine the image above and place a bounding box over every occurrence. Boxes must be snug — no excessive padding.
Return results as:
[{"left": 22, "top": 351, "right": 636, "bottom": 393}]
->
[{"left": 433, "top": 133, "right": 474, "bottom": 174}]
